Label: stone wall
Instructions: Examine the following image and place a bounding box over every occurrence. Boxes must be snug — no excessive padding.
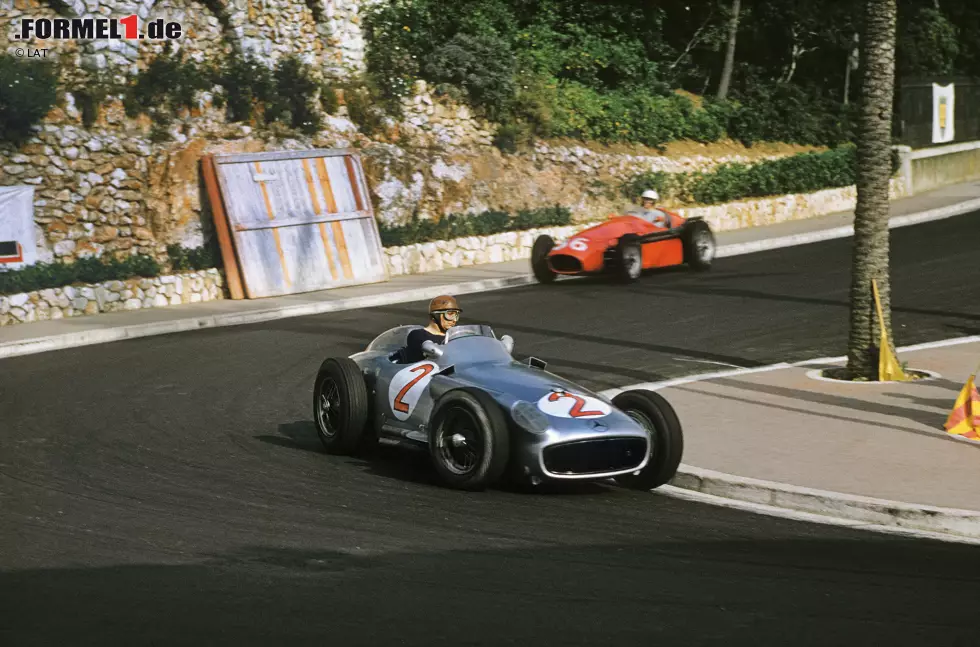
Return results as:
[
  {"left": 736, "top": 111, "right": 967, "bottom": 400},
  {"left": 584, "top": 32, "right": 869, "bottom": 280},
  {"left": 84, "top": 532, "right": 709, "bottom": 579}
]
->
[{"left": 0, "top": 267, "right": 223, "bottom": 326}]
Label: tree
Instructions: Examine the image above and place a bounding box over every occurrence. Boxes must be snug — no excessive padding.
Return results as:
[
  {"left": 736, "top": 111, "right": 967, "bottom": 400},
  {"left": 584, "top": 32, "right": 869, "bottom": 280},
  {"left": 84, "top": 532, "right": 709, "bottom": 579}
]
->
[
  {"left": 716, "top": 0, "right": 741, "bottom": 99},
  {"left": 845, "top": 0, "right": 898, "bottom": 380}
]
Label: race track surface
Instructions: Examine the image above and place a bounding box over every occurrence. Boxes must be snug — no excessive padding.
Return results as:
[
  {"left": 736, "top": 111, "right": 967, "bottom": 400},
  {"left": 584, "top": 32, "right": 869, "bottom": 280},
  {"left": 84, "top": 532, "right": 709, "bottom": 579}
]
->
[{"left": 2, "top": 213, "right": 978, "bottom": 646}]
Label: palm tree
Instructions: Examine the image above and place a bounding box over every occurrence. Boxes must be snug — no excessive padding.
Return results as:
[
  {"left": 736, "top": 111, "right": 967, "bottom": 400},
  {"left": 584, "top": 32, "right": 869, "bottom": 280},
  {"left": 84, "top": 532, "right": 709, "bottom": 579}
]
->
[{"left": 846, "top": 0, "right": 898, "bottom": 380}]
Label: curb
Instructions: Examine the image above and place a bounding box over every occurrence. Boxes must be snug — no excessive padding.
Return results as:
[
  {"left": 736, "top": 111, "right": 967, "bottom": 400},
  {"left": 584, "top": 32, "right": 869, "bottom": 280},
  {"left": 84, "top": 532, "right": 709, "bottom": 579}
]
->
[
  {"left": 0, "top": 274, "right": 535, "bottom": 359},
  {"left": 669, "top": 465, "right": 980, "bottom": 541}
]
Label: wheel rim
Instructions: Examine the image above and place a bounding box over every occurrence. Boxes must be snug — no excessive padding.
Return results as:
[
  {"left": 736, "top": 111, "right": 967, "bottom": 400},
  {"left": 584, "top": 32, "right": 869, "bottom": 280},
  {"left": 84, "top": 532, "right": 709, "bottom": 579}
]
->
[
  {"left": 625, "top": 409, "right": 656, "bottom": 460},
  {"left": 695, "top": 230, "right": 715, "bottom": 261},
  {"left": 623, "top": 247, "right": 641, "bottom": 278},
  {"left": 436, "top": 406, "right": 484, "bottom": 476},
  {"left": 317, "top": 378, "right": 341, "bottom": 438}
]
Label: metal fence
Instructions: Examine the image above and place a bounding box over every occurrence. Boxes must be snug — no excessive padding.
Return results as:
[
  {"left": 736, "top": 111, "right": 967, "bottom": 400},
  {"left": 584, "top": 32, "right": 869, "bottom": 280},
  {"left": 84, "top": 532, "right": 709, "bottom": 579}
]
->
[
  {"left": 895, "top": 76, "right": 980, "bottom": 149},
  {"left": 206, "top": 149, "right": 388, "bottom": 299}
]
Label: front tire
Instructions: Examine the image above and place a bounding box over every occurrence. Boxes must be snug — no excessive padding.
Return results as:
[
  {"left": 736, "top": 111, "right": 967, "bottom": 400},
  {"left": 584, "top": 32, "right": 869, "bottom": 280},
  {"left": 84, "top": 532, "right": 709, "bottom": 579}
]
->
[
  {"left": 428, "top": 389, "right": 510, "bottom": 491},
  {"left": 612, "top": 389, "right": 684, "bottom": 490},
  {"left": 683, "top": 220, "right": 715, "bottom": 271},
  {"left": 313, "top": 357, "right": 370, "bottom": 455},
  {"left": 613, "top": 233, "right": 643, "bottom": 283},
  {"left": 531, "top": 235, "right": 557, "bottom": 283}
]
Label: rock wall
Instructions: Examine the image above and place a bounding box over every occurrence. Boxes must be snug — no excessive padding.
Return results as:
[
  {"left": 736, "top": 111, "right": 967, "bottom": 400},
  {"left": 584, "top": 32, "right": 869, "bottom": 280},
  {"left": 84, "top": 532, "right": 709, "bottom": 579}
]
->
[{"left": 0, "top": 267, "right": 223, "bottom": 326}]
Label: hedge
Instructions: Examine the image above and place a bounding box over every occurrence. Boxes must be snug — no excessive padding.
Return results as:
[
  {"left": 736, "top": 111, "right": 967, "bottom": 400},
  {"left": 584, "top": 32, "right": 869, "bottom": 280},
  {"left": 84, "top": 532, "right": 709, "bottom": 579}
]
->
[
  {"left": 378, "top": 206, "right": 571, "bottom": 246},
  {"left": 623, "top": 146, "right": 901, "bottom": 207},
  {"left": 0, "top": 245, "right": 218, "bottom": 297}
]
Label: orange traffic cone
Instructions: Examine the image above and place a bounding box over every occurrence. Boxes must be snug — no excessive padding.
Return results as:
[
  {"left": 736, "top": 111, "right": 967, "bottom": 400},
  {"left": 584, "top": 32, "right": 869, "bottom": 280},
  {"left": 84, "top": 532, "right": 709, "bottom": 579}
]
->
[{"left": 945, "top": 368, "right": 980, "bottom": 441}]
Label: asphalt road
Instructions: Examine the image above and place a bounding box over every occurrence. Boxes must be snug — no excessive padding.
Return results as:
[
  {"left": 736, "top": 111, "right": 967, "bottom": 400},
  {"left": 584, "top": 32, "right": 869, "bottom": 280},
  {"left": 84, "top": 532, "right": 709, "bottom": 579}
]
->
[{"left": 2, "top": 213, "right": 978, "bottom": 645}]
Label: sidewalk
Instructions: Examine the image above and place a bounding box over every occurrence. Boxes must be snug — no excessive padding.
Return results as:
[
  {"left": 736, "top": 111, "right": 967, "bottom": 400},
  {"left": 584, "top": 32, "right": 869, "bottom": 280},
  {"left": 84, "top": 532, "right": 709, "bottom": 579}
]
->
[
  {"left": 3, "top": 181, "right": 979, "bottom": 360},
  {"left": 659, "top": 340, "right": 980, "bottom": 514}
]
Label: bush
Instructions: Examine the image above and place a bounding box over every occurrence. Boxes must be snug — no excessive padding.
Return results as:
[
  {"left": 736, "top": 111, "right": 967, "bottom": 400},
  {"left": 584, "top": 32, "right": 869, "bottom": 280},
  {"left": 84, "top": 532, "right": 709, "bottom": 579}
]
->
[
  {"left": 166, "top": 244, "right": 220, "bottom": 271},
  {"left": 217, "top": 53, "right": 274, "bottom": 123},
  {"left": 422, "top": 33, "right": 517, "bottom": 121},
  {"left": 378, "top": 206, "right": 571, "bottom": 246},
  {"left": 265, "top": 56, "right": 323, "bottom": 135},
  {"left": 124, "top": 43, "right": 215, "bottom": 125},
  {"left": 0, "top": 54, "right": 59, "bottom": 146},
  {"left": 624, "top": 147, "right": 863, "bottom": 207},
  {"left": 0, "top": 254, "right": 162, "bottom": 296}
]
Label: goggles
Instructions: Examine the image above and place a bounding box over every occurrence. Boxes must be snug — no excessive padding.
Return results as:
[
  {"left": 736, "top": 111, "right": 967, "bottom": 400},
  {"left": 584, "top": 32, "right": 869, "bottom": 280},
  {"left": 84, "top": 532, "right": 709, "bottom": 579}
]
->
[{"left": 433, "top": 309, "right": 461, "bottom": 320}]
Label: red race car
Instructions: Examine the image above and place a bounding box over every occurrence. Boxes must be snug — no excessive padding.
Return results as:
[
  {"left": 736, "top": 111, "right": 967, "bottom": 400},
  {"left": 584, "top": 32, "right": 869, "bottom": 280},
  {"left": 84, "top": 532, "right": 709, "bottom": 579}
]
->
[{"left": 530, "top": 208, "right": 716, "bottom": 284}]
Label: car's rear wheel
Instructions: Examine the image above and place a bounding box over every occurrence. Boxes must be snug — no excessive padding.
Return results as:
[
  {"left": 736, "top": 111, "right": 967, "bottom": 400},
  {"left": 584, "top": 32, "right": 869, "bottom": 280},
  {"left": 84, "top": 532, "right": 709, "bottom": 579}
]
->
[
  {"left": 683, "top": 220, "right": 715, "bottom": 271},
  {"left": 612, "top": 389, "right": 684, "bottom": 490},
  {"left": 428, "top": 389, "right": 510, "bottom": 491},
  {"left": 314, "top": 357, "right": 370, "bottom": 455},
  {"left": 613, "top": 234, "right": 643, "bottom": 283},
  {"left": 531, "top": 235, "right": 557, "bottom": 283}
]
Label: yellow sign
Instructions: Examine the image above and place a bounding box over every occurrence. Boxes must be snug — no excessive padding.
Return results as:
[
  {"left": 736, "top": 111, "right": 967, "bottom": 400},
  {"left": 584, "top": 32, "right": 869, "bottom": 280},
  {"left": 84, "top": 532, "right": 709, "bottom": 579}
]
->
[
  {"left": 939, "top": 97, "right": 948, "bottom": 130},
  {"left": 872, "top": 279, "right": 909, "bottom": 382}
]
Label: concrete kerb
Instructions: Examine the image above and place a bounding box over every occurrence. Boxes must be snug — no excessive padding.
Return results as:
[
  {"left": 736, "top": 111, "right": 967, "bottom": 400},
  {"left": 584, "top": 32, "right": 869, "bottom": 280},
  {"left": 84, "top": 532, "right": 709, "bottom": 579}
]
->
[{"left": 598, "top": 334, "right": 980, "bottom": 542}]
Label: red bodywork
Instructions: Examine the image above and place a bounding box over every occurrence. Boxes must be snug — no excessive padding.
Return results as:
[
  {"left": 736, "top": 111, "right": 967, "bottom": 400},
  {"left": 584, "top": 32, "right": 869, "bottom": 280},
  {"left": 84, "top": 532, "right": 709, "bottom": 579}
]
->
[{"left": 546, "top": 211, "right": 687, "bottom": 275}]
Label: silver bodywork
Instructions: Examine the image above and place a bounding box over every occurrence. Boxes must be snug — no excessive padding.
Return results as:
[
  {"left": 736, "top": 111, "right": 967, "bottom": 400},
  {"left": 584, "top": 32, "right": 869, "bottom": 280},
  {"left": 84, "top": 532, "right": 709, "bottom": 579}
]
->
[{"left": 350, "top": 324, "right": 651, "bottom": 481}]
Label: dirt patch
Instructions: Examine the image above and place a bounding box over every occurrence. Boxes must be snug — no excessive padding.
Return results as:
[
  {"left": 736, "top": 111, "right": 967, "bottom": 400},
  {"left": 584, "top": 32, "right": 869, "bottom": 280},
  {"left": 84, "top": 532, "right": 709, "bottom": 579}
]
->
[{"left": 541, "top": 136, "right": 825, "bottom": 161}]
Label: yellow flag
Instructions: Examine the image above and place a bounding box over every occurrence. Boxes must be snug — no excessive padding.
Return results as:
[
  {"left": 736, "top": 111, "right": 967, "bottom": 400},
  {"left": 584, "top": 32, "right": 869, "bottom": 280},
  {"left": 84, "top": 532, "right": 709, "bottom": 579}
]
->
[
  {"left": 872, "top": 279, "right": 908, "bottom": 382},
  {"left": 944, "top": 374, "right": 980, "bottom": 440}
]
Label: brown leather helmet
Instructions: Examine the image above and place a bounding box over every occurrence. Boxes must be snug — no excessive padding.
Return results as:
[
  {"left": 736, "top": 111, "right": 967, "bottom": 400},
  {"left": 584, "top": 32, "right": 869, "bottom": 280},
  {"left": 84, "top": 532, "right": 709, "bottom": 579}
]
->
[{"left": 429, "top": 295, "right": 460, "bottom": 314}]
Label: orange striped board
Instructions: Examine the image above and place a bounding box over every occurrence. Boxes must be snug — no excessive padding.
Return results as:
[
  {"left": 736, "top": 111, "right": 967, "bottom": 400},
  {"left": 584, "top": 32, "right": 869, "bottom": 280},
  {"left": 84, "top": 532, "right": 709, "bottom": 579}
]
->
[{"left": 209, "top": 149, "right": 387, "bottom": 298}]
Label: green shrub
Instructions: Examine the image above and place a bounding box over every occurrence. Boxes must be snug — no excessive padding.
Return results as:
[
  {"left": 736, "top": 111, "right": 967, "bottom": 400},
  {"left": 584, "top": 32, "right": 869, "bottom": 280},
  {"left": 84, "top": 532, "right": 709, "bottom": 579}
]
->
[
  {"left": 624, "top": 147, "right": 863, "bottom": 207},
  {"left": 166, "top": 243, "right": 220, "bottom": 271},
  {"left": 422, "top": 32, "right": 517, "bottom": 121},
  {"left": 266, "top": 56, "right": 322, "bottom": 135},
  {"left": 217, "top": 53, "right": 274, "bottom": 123},
  {"left": 378, "top": 206, "right": 571, "bottom": 247},
  {"left": 0, "top": 54, "right": 59, "bottom": 146},
  {"left": 124, "top": 43, "right": 215, "bottom": 125},
  {"left": 0, "top": 254, "right": 162, "bottom": 296}
]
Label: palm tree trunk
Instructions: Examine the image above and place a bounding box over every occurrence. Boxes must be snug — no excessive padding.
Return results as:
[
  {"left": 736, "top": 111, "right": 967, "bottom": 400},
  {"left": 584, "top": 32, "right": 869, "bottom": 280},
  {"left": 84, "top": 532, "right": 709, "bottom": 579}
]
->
[
  {"left": 716, "top": 0, "right": 741, "bottom": 100},
  {"left": 846, "top": 0, "right": 898, "bottom": 380}
]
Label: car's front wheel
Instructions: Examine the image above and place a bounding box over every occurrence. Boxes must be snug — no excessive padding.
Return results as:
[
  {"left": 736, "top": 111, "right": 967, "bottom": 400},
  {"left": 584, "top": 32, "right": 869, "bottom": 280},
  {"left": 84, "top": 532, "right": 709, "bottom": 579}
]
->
[
  {"left": 314, "top": 357, "right": 370, "bottom": 455},
  {"left": 613, "top": 233, "right": 643, "bottom": 283},
  {"left": 428, "top": 389, "right": 510, "bottom": 491},
  {"left": 683, "top": 220, "right": 715, "bottom": 271},
  {"left": 531, "top": 234, "right": 557, "bottom": 283},
  {"left": 612, "top": 389, "right": 684, "bottom": 490}
]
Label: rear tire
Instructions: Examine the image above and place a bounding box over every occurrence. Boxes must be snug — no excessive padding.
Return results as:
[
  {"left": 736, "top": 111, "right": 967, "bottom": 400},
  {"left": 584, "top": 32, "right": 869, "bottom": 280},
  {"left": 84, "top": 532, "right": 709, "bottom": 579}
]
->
[
  {"left": 613, "top": 233, "right": 643, "bottom": 283},
  {"left": 683, "top": 220, "right": 715, "bottom": 271},
  {"left": 612, "top": 389, "right": 684, "bottom": 490},
  {"left": 531, "top": 235, "right": 557, "bottom": 283},
  {"left": 428, "top": 389, "right": 510, "bottom": 491},
  {"left": 313, "top": 357, "right": 370, "bottom": 455}
]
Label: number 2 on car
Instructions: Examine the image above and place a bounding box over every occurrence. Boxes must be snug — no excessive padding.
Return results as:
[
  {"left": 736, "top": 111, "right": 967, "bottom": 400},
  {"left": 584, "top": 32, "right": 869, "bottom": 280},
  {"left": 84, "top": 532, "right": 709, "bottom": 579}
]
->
[{"left": 388, "top": 362, "right": 438, "bottom": 420}]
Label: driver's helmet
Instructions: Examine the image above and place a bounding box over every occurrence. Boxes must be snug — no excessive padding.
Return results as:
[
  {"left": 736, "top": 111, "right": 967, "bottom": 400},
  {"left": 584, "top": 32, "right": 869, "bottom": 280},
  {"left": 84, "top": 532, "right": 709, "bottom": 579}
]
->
[
  {"left": 641, "top": 189, "right": 659, "bottom": 203},
  {"left": 429, "top": 294, "right": 461, "bottom": 330}
]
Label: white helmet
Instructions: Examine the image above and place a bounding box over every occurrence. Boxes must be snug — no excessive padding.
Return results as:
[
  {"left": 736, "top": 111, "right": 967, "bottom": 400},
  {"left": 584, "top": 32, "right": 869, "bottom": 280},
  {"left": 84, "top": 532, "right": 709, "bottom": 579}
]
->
[{"left": 641, "top": 189, "right": 659, "bottom": 201}]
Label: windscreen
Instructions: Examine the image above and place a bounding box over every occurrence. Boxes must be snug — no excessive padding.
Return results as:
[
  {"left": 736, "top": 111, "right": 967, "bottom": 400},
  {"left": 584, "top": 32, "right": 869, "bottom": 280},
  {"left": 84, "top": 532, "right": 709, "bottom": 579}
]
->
[{"left": 444, "top": 324, "right": 496, "bottom": 343}]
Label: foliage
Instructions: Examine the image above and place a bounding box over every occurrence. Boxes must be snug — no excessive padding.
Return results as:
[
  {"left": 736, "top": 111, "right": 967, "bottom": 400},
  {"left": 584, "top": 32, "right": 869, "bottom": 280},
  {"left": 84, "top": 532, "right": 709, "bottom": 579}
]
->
[
  {"left": 265, "top": 56, "right": 323, "bottom": 134},
  {"left": 378, "top": 205, "right": 571, "bottom": 246},
  {"left": 124, "top": 43, "right": 215, "bottom": 125},
  {"left": 422, "top": 33, "right": 517, "bottom": 121},
  {"left": 166, "top": 243, "right": 220, "bottom": 271},
  {"left": 897, "top": 5, "right": 960, "bottom": 77},
  {"left": 217, "top": 54, "right": 274, "bottom": 123},
  {"left": 0, "top": 54, "right": 59, "bottom": 146},
  {"left": 0, "top": 254, "right": 161, "bottom": 296},
  {"left": 624, "top": 147, "right": 868, "bottom": 206}
]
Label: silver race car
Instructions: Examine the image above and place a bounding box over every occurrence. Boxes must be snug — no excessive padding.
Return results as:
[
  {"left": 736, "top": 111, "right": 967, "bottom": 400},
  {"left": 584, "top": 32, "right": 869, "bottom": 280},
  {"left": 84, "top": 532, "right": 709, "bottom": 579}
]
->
[{"left": 313, "top": 324, "right": 683, "bottom": 491}]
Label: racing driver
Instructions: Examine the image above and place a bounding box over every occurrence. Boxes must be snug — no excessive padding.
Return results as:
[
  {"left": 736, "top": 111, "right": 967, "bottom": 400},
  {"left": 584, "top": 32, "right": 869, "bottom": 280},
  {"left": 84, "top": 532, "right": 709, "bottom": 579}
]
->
[{"left": 403, "top": 295, "right": 461, "bottom": 362}]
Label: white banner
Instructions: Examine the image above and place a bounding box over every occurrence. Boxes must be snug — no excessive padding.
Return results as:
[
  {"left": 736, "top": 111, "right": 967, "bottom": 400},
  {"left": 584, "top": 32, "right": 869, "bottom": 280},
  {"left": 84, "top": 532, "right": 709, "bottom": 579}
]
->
[
  {"left": 0, "top": 185, "right": 37, "bottom": 269},
  {"left": 932, "top": 83, "right": 955, "bottom": 144}
]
